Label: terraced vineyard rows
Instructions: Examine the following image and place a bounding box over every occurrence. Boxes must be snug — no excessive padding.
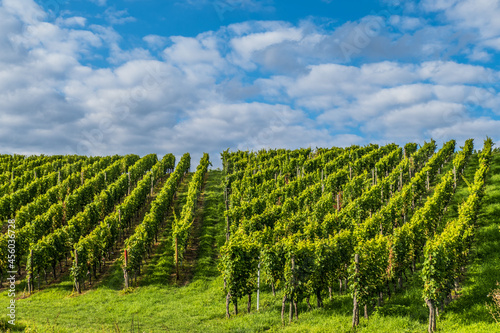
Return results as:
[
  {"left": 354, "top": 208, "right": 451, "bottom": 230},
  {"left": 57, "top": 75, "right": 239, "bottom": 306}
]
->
[
  {"left": 0, "top": 142, "right": 498, "bottom": 332},
  {"left": 220, "top": 139, "right": 493, "bottom": 332}
]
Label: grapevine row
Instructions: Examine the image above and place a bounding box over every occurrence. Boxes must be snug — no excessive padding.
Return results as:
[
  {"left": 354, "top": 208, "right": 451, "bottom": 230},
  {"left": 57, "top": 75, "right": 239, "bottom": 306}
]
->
[
  {"left": 172, "top": 153, "right": 210, "bottom": 280},
  {"left": 0, "top": 156, "right": 123, "bottom": 277},
  {"left": 0, "top": 155, "right": 67, "bottom": 187},
  {"left": 422, "top": 138, "right": 492, "bottom": 332},
  {"left": 349, "top": 139, "right": 473, "bottom": 326},
  {"left": 70, "top": 154, "right": 175, "bottom": 292},
  {"left": 121, "top": 153, "right": 191, "bottom": 288},
  {"left": 24, "top": 154, "right": 158, "bottom": 292},
  {"left": 0, "top": 156, "right": 91, "bottom": 197}
]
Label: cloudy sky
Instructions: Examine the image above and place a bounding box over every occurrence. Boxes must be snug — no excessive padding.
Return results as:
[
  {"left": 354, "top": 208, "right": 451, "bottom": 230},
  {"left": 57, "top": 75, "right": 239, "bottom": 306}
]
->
[{"left": 0, "top": 0, "right": 499, "bottom": 166}]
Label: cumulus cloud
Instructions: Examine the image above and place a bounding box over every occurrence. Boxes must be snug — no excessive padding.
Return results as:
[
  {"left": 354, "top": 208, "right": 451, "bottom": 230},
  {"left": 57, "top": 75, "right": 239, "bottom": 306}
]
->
[
  {"left": 362, "top": 101, "right": 467, "bottom": 138},
  {"left": 103, "top": 8, "right": 136, "bottom": 25},
  {"left": 0, "top": 0, "right": 498, "bottom": 165},
  {"left": 421, "top": 0, "right": 500, "bottom": 60},
  {"left": 182, "top": 0, "right": 274, "bottom": 14},
  {"left": 56, "top": 16, "right": 87, "bottom": 28},
  {"left": 88, "top": 0, "right": 107, "bottom": 6},
  {"left": 143, "top": 34, "right": 168, "bottom": 49},
  {"left": 228, "top": 22, "right": 303, "bottom": 70},
  {"left": 1, "top": 0, "right": 45, "bottom": 25},
  {"left": 428, "top": 117, "right": 500, "bottom": 142}
]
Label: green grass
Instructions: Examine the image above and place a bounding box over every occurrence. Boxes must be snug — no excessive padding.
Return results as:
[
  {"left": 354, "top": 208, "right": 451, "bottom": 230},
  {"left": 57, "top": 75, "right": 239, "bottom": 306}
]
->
[{"left": 3, "top": 154, "right": 500, "bottom": 332}]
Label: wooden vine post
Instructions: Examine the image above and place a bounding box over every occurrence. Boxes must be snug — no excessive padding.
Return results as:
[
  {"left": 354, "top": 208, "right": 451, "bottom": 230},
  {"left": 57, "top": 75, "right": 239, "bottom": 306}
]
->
[
  {"left": 257, "top": 261, "right": 261, "bottom": 311},
  {"left": 399, "top": 167, "right": 403, "bottom": 191},
  {"left": 175, "top": 237, "right": 179, "bottom": 281},
  {"left": 321, "top": 169, "right": 324, "bottom": 193},
  {"left": 352, "top": 253, "right": 360, "bottom": 328},
  {"left": 128, "top": 172, "right": 131, "bottom": 195},
  {"left": 74, "top": 249, "right": 81, "bottom": 293},
  {"left": 226, "top": 292, "right": 231, "bottom": 319},
  {"left": 281, "top": 293, "right": 287, "bottom": 325},
  {"left": 289, "top": 255, "right": 295, "bottom": 323},
  {"left": 234, "top": 291, "right": 238, "bottom": 316},
  {"left": 426, "top": 297, "right": 437, "bottom": 332},
  {"left": 225, "top": 187, "right": 230, "bottom": 242},
  {"left": 453, "top": 165, "right": 457, "bottom": 188},
  {"left": 151, "top": 174, "right": 154, "bottom": 196},
  {"left": 28, "top": 250, "right": 34, "bottom": 295},
  {"left": 123, "top": 249, "right": 129, "bottom": 289},
  {"left": 118, "top": 208, "right": 122, "bottom": 239}
]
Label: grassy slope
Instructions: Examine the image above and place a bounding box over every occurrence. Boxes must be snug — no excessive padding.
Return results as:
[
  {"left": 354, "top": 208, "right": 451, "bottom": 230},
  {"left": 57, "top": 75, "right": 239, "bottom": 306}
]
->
[{"left": 3, "top": 152, "right": 500, "bottom": 332}]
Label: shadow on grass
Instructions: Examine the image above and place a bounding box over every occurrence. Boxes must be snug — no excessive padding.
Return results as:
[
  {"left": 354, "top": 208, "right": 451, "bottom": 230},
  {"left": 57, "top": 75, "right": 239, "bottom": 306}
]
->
[
  {"left": 0, "top": 318, "right": 26, "bottom": 332},
  {"left": 139, "top": 228, "right": 176, "bottom": 287}
]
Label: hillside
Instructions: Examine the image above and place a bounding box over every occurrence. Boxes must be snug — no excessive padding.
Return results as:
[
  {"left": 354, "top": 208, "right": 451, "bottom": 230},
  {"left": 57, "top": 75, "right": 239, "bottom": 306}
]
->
[{"left": 1, "top": 147, "right": 499, "bottom": 333}]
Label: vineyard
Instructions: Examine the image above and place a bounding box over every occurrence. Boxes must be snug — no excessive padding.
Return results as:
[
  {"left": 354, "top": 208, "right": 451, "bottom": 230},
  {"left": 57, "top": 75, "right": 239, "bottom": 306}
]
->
[{"left": 0, "top": 140, "right": 499, "bottom": 333}]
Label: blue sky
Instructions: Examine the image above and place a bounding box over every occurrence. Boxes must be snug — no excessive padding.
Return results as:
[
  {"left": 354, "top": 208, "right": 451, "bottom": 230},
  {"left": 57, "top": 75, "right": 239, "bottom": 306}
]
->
[{"left": 0, "top": 0, "right": 499, "bottom": 166}]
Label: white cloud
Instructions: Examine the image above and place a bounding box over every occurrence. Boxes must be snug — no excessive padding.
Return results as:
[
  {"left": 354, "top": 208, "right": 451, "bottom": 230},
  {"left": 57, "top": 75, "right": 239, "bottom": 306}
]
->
[
  {"left": 228, "top": 22, "right": 303, "bottom": 69},
  {"left": 0, "top": 1, "right": 498, "bottom": 161},
  {"left": 1, "top": 0, "right": 45, "bottom": 25},
  {"left": 421, "top": 0, "right": 500, "bottom": 58},
  {"left": 164, "top": 35, "right": 223, "bottom": 66},
  {"left": 108, "top": 45, "right": 153, "bottom": 65},
  {"left": 143, "top": 34, "right": 168, "bottom": 49},
  {"left": 429, "top": 117, "right": 500, "bottom": 143},
  {"left": 389, "top": 16, "right": 424, "bottom": 31},
  {"left": 104, "top": 8, "right": 136, "bottom": 25},
  {"left": 182, "top": 0, "right": 274, "bottom": 14},
  {"left": 168, "top": 102, "right": 337, "bottom": 152},
  {"left": 467, "top": 47, "right": 492, "bottom": 62},
  {"left": 91, "top": 0, "right": 107, "bottom": 6},
  {"left": 363, "top": 100, "right": 467, "bottom": 138},
  {"left": 419, "top": 61, "right": 493, "bottom": 84},
  {"left": 56, "top": 16, "right": 87, "bottom": 28}
]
